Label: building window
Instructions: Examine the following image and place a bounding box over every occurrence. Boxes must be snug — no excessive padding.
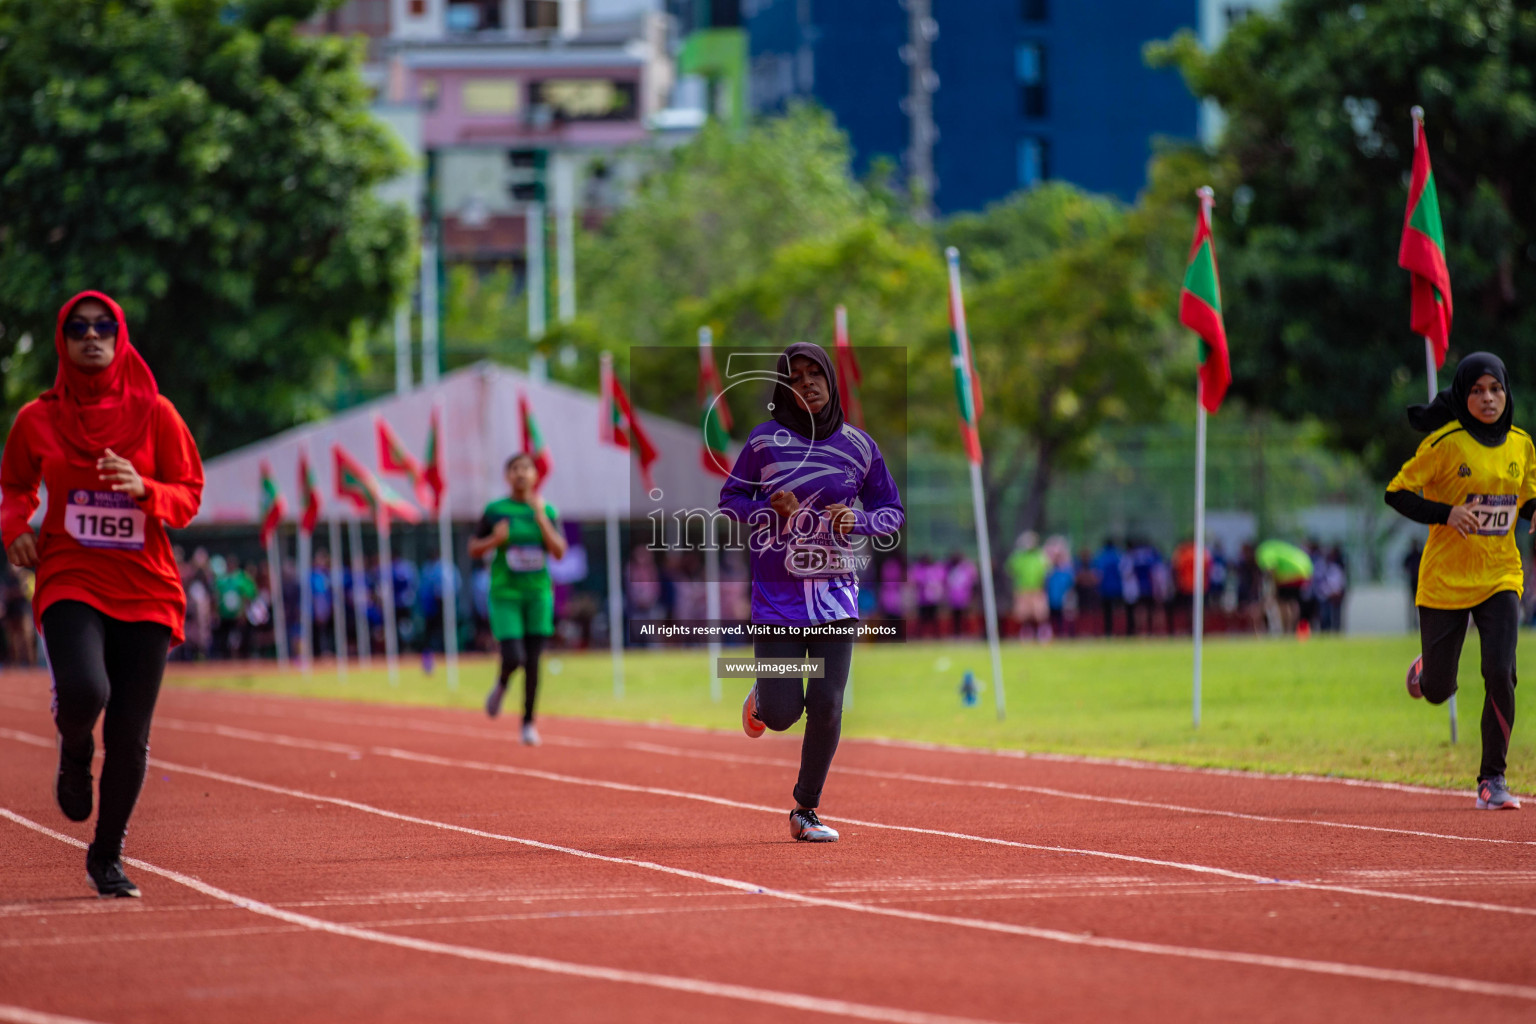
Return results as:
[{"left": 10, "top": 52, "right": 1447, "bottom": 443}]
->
[
  {"left": 1018, "top": 137, "right": 1049, "bottom": 188},
  {"left": 1021, "top": 0, "right": 1048, "bottom": 22},
  {"left": 408, "top": 0, "right": 426, "bottom": 15},
  {"left": 525, "top": 0, "right": 560, "bottom": 29},
  {"left": 1224, "top": 4, "right": 1253, "bottom": 26},
  {"left": 1016, "top": 42, "right": 1047, "bottom": 118}
]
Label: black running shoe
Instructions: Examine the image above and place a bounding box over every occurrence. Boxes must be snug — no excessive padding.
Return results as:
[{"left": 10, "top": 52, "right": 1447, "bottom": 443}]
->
[
  {"left": 86, "top": 846, "right": 141, "bottom": 899},
  {"left": 55, "top": 734, "right": 93, "bottom": 823}
]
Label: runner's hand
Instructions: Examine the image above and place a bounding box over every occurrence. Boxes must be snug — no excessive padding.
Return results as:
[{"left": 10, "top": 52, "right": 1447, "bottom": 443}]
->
[
  {"left": 491, "top": 519, "right": 511, "bottom": 543},
  {"left": 769, "top": 490, "right": 799, "bottom": 518},
  {"left": 98, "top": 449, "right": 146, "bottom": 499},
  {"left": 1447, "top": 501, "right": 1478, "bottom": 537},
  {"left": 824, "top": 503, "right": 856, "bottom": 535},
  {"left": 6, "top": 532, "right": 37, "bottom": 569}
]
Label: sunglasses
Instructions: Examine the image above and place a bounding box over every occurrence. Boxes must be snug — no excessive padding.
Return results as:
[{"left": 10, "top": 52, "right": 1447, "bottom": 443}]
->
[{"left": 63, "top": 319, "right": 119, "bottom": 340}]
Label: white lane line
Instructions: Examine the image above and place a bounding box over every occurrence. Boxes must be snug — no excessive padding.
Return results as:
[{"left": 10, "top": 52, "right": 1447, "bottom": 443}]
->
[
  {"left": 0, "top": 1007, "right": 113, "bottom": 1024},
  {"left": 10, "top": 736, "right": 1536, "bottom": 1002},
  {"left": 0, "top": 809, "right": 1008, "bottom": 1024},
  {"left": 96, "top": 688, "right": 1479, "bottom": 800},
  {"left": 610, "top": 740, "right": 1536, "bottom": 849},
  {"left": 373, "top": 745, "right": 1536, "bottom": 920},
  {"left": 82, "top": 701, "right": 1525, "bottom": 849},
  {"left": 153, "top": 717, "right": 364, "bottom": 756},
  {"left": 6, "top": 725, "right": 1524, "bottom": 920}
]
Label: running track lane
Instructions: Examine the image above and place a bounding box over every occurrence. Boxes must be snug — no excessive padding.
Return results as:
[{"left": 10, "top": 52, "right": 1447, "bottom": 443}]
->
[{"left": 0, "top": 678, "right": 1532, "bottom": 1022}]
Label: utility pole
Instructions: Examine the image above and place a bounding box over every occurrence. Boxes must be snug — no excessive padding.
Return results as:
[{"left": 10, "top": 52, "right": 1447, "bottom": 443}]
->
[{"left": 901, "top": 0, "right": 938, "bottom": 221}]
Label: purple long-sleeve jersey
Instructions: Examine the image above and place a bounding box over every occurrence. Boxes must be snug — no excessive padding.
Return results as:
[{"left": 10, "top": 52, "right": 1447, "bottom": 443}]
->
[{"left": 718, "top": 421, "right": 905, "bottom": 626}]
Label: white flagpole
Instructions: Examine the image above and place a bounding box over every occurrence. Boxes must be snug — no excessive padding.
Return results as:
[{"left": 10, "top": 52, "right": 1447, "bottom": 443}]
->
[
  {"left": 348, "top": 515, "right": 371, "bottom": 667},
  {"left": 298, "top": 527, "right": 313, "bottom": 676},
  {"left": 266, "top": 530, "right": 289, "bottom": 670},
  {"left": 947, "top": 247, "right": 1006, "bottom": 719},
  {"left": 329, "top": 509, "right": 347, "bottom": 682},
  {"left": 378, "top": 513, "right": 400, "bottom": 687},
  {"left": 1193, "top": 399, "right": 1208, "bottom": 728},
  {"left": 699, "top": 326, "right": 723, "bottom": 703},
  {"left": 435, "top": 402, "right": 460, "bottom": 692},
  {"left": 601, "top": 351, "right": 625, "bottom": 700}
]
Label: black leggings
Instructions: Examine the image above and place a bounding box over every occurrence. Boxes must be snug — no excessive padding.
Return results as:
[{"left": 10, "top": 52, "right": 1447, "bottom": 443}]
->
[
  {"left": 754, "top": 630, "right": 854, "bottom": 810},
  {"left": 496, "top": 635, "right": 546, "bottom": 725},
  {"left": 1418, "top": 590, "right": 1519, "bottom": 782},
  {"left": 42, "top": 601, "right": 172, "bottom": 859}
]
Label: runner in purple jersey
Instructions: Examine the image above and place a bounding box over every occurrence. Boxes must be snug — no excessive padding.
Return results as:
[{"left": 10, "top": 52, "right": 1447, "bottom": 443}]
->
[{"left": 719, "top": 342, "right": 904, "bottom": 842}]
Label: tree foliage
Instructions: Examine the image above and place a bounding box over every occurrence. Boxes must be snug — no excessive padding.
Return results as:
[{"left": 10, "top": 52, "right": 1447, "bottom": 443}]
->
[
  {"left": 0, "top": 0, "right": 412, "bottom": 455},
  {"left": 1151, "top": 0, "right": 1536, "bottom": 473}
]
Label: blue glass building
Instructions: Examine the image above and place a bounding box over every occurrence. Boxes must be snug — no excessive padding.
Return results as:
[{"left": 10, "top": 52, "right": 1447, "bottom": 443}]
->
[{"left": 746, "top": 0, "right": 1201, "bottom": 212}]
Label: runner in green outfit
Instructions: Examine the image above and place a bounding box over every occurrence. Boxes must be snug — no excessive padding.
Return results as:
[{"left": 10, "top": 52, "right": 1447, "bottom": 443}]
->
[{"left": 468, "top": 453, "right": 566, "bottom": 745}]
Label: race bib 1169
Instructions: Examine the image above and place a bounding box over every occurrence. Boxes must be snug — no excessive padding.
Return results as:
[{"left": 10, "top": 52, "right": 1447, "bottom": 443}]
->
[
  {"left": 1468, "top": 494, "right": 1519, "bottom": 537},
  {"left": 65, "top": 490, "right": 146, "bottom": 550}
]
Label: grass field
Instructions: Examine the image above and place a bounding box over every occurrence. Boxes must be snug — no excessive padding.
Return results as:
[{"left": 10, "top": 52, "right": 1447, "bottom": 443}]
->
[{"left": 160, "top": 631, "right": 1536, "bottom": 792}]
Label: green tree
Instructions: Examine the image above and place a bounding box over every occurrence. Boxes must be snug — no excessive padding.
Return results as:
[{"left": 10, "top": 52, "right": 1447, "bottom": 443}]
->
[
  {"left": 1150, "top": 0, "right": 1536, "bottom": 474},
  {"left": 0, "top": 0, "right": 411, "bottom": 455},
  {"left": 925, "top": 185, "right": 1181, "bottom": 546}
]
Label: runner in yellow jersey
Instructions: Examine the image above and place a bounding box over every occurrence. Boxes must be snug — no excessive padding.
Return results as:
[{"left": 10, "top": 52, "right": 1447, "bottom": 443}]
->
[{"left": 1386, "top": 352, "right": 1532, "bottom": 810}]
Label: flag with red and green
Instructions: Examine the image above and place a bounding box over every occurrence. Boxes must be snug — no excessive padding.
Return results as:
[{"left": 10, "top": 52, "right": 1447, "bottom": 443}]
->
[
  {"left": 423, "top": 408, "right": 444, "bottom": 514},
  {"left": 833, "top": 305, "right": 865, "bottom": 430},
  {"left": 1180, "top": 189, "right": 1231, "bottom": 413},
  {"left": 600, "top": 355, "right": 660, "bottom": 492},
  {"left": 519, "top": 391, "right": 554, "bottom": 482},
  {"left": 297, "top": 449, "right": 321, "bottom": 534},
  {"left": 376, "top": 417, "right": 432, "bottom": 509},
  {"left": 1399, "top": 110, "right": 1453, "bottom": 366},
  {"left": 945, "top": 248, "right": 984, "bottom": 465},
  {"left": 698, "top": 334, "right": 732, "bottom": 478},
  {"left": 258, "top": 461, "right": 286, "bottom": 547}
]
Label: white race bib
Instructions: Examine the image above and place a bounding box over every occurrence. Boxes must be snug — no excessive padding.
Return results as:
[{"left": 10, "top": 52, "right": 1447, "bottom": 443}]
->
[
  {"left": 65, "top": 490, "right": 146, "bottom": 550},
  {"left": 505, "top": 545, "right": 546, "bottom": 572},
  {"left": 1468, "top": 494, "right": 1519, "bottom": 537}
]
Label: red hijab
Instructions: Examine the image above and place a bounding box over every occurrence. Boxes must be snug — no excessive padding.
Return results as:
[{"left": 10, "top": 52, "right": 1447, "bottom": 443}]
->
[{"left": 43, "top": 291, "right": 159, "bottom": 459}]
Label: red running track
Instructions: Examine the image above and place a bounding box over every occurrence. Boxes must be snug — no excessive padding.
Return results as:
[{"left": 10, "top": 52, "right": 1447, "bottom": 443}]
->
[{"left": 1, "top": 670, "right": 1534, "bottom": 1024}]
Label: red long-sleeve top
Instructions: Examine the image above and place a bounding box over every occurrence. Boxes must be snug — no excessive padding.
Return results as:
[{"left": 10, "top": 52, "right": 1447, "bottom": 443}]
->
[{"left": 1, "top": 395, "right": 204, "bottom": 644}]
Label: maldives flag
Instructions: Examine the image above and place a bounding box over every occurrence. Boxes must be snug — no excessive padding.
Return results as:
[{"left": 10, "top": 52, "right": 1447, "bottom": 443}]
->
[
  {"left": 944, "top": 248, "right": 984, "bottom": 465},
  {"left": 599, "top": 352, "right": 659, "bottom": 492},
  {"left": 297, "top": 448, "right": 321, "bottom": 535},
  {"left": 1399, "top": 109, "right": 1453, "bottom": 367},
  {"left": 1180, "top": 187, "right": 1231, "bottom": 413},
  {"left": 376, "top": 416, "right": 433, "bottom": 508},
  {"left": 698, "top": 328, "right": 732, "bottom": 477},
  {"left": 377, "top": 482, "right": 422, "bottom": 525},
  {"left": 833, "top": 305, "right": 865, "bottom": 430},
  {"left": 422, "top": 407, "right": 444, "bottom": 514},
  {"left": 519, "top": 391, "right": 554, "bottom": 481},
  {"left": 334, "top": 444, "right": 380, "bottom": 517},
  {"left": 258, "top": 461, "right": 286, "bottom": 547}
]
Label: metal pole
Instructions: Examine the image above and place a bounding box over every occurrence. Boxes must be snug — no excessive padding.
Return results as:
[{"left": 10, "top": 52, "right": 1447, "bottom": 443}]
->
[
  {"left": 969, "top": 460, "right": 1007, "bottom": 720},
  {"left": 266, "top": 531, "right": 289, "bottom": 670},
  {"left": 436, "top": 400, "right": 460, "bottom": 692},
  {"left": 705, "top": 536, "right": 722, "bottom": 703},
  {"left": 555, "top": 155, "right": 576, "bottom": 323},
  {"left": 607, "top": 505, "right": 624, "bottom": 700},
  {"left": 394, "top": 302, "right": 412, "bottom": 395},
  {"left": 1193, "top": 401, "right": 1208, "bottom": 729},
  {"left": 329, "top": 510, "right": 347, "bottom": 682},
  {"left": 527, "top": 201, "right": 546, "bottom": 341},
  {"left": 421, "top": 227, "right": 440, "bottom": 387},
  {"left": 378, "top": 515, "right": 400, "bottom": 687},
  {"left": 298, "top": 528, "right": 313, "bottom": 676},
  {"left": 348, "top": 516, "right": 371, "bottom": 667}
]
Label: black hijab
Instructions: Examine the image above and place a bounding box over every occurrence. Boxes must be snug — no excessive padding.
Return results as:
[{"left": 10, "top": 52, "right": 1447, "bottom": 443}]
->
[
  {"left": 771, "top": 342, "right": 845, "bottom": 441},
  {"left": 1407, "top": 351, "right": 1513, "bottom": 447}
]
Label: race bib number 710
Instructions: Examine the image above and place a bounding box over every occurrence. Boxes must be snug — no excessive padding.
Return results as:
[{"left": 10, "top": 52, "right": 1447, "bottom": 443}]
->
[
  {"left": 65, "top": 490, "right": 146, "bottom": 550},
  {"left": 1468, "top": 494, "right": 1519, "bottom": 537}
]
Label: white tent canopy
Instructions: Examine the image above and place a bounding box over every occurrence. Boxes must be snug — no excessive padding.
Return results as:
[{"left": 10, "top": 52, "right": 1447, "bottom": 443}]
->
[{"left": 197, "top": 362, "right": 723, "bottom": 526}]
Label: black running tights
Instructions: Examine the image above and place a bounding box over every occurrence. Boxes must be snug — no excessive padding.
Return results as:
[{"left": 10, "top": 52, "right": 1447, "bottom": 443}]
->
[
  {"left": 497, "top": 635, "right": 546, "bottom": 725},
  {"left": 42, "top": 601, "right": 172, "bottom": 859},
  {"left": 753, "top": 630, "right": 854, "bottom": 810},
  {"left": 1418, "top": 591, "right": 1519, "bottom": 782}
]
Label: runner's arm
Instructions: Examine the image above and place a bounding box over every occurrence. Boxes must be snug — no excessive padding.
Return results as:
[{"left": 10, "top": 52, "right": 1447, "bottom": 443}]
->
[
  {"left": 534, "top": 503, "right": 567, "bottom": 560},
  {"left": 718, "top": 442, "right": 769, "bottom": 521},
  {"left": 1383, "top": 489, "right": 1451, "bottom": 525},
  {"left": 467, "top": 511, "right": 506, "bottom": 560},
  {"left": 0, "top": 406, "right": 42, "bottom": 549},
  {"left": 135, "top": 398, "right": 204, "bottom": 528},
  {"left": 846, "top": 445, "right": 905, "bottom": 537}
]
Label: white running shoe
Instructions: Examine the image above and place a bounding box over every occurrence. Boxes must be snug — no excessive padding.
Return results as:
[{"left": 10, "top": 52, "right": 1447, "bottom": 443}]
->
[
  {"left": 521, "top": 722, "right": 542, "bottom": 746},
  {"left": 742, "top": 684, "right": 765, "bottom": 738},
  {"left": 789, "top": 807, "right": 839, "bottom": 842},
  {"left": 1476, "top": 776, "right": 1521, "bottom": 810}
]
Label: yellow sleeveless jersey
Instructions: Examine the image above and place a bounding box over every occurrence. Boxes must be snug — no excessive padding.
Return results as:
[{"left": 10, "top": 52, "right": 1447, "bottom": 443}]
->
[{"left": 1388, "top": 422, "right": 1536, "bottom": 609}]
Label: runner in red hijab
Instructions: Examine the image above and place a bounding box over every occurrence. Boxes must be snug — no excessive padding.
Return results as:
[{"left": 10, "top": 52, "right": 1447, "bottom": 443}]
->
[{"left": 2, "top": 291, "right": 204, "bottom": 897}]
